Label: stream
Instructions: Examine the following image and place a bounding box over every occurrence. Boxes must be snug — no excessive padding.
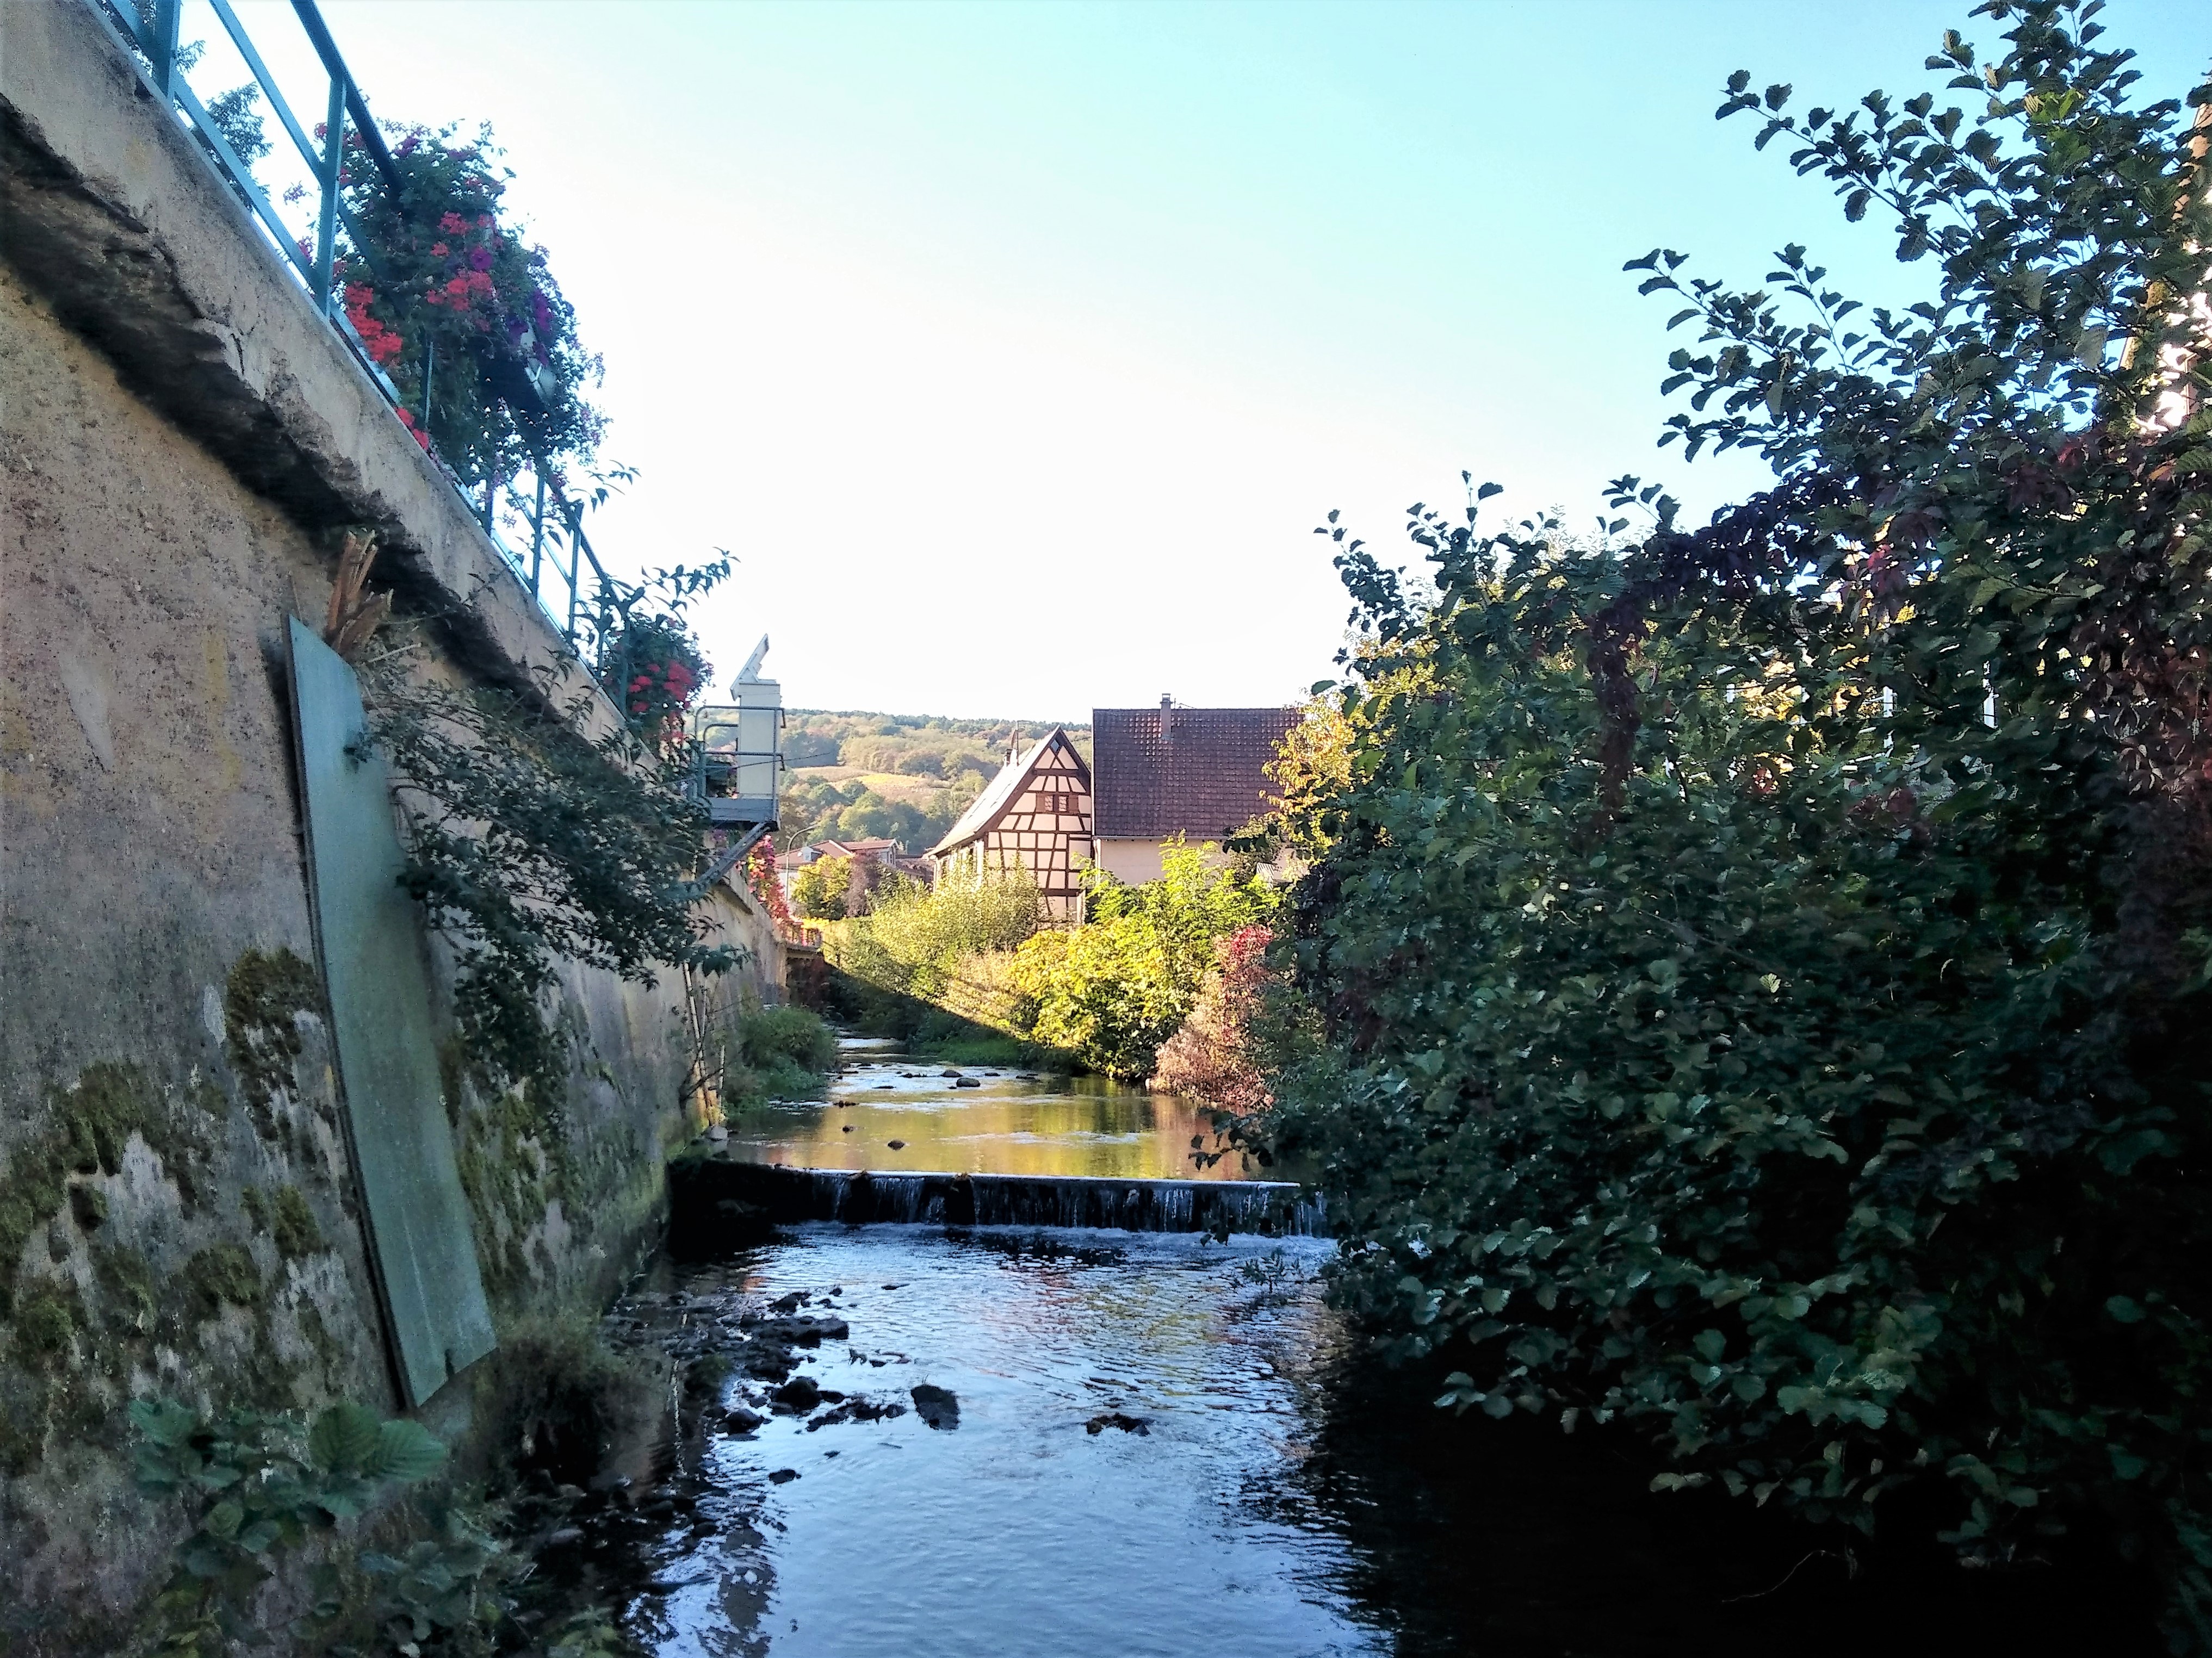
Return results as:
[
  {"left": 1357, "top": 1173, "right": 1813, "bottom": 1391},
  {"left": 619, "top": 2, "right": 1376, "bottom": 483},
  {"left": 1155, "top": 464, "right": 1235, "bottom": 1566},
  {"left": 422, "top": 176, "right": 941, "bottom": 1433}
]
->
[
  {"left": 717, "top": 1036, "right": 1259, "bottom": 1181},
  {"left": 534, "top": 1042, "right": 2150, "bottom": 1655}
]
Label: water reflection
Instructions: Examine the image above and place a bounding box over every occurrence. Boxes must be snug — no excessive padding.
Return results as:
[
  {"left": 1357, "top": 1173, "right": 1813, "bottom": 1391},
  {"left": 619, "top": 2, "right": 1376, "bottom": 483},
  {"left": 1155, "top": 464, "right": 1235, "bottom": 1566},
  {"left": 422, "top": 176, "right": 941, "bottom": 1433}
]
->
[{"left": 723, "top": 1042, "right": 1257, "bottom": 1181}]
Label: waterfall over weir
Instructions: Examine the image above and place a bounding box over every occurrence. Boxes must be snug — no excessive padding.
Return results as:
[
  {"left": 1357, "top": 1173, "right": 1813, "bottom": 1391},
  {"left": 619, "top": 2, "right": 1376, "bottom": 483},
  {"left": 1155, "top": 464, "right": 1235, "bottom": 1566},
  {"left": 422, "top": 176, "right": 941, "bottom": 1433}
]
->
[{"left": 670, "top": 1152, "right": 1327, "bottom": 1244}]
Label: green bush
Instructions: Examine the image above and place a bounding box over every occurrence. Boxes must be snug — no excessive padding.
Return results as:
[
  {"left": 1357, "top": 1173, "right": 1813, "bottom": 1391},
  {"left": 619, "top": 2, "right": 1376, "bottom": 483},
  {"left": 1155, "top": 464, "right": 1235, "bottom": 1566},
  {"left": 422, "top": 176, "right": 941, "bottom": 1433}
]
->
[
  {"left": 710, "top": 1001, "right": 838, "bottom": 1114},
  {"left": 1015, "top": 842, "right": 1277, "bottom": 1081},
  {"left": 1267, "top": 5, "right": 2212, "bottom": 1638},
  {"left": 834, "top": 870, "right": 1043, "bottom": 1001},
  {"left": 736, "top": 1002, "right": 838, "bottom": 1075},
  {"left": 790, "top": 855, "right": 852, "bottom": 921}
]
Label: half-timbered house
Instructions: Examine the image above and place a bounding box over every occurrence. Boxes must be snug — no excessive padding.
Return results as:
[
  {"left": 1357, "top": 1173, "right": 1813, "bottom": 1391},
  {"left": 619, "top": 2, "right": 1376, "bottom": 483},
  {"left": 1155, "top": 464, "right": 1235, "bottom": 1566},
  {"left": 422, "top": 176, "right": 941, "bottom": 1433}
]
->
[{"left": 928, "top": 728, "right": 1094, "bottom": 920}]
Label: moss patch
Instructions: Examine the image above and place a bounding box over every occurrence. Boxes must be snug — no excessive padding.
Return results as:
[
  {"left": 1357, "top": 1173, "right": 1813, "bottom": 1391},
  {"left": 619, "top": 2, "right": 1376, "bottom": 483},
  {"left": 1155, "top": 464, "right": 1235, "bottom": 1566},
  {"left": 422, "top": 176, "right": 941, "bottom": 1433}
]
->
[
  {"left": 269, "top": 1186, "right": 324, "bottom": 1260},
  {"left": 0, "top": 1063, "right": 207, "bottom": 1317},
  {"left": 181, "top": 1244, "right": 261, "bottom": 1321},
  {"left": 13, "top": 1284, "right": 79, "bottom": 1371},
  {"left": 92, "top": 1243, "right": 156, "bottom": 1337},
  {"left": 223, "top": 946, "right": 324, "bottom": 1135}
]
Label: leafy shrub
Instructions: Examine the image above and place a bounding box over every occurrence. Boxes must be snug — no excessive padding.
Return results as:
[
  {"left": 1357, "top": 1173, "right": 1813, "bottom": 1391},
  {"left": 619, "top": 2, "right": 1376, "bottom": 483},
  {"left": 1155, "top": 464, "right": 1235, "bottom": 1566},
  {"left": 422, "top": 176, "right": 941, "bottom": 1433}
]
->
[
  {"left": 1015, "top": 842, "right": 1277, "bottom": 1081},
  {"left": 791, "top": 855, "right": 853, "bottom": 921},
  {"left": 469, "top": 1318, "right": 658, "bottom": 1487},
  {"left": 720, "top": 1002, "right": 839, "bottom": 1110},
  {"left": 1150, "top": 924, "right": 1282, "bottom": 1115},
  {"left": 1266, "top": 5, "right": 2212, "bottom": 1638},
  {"left": 129, "top": 1396, "right": 448, "bottom": 1655},
  {"left": 736, "top": 1003, "right": 839, "bottom": 1076},
  {"left": 834, "top": 870, "right": 1044, "bottom": 1001}
]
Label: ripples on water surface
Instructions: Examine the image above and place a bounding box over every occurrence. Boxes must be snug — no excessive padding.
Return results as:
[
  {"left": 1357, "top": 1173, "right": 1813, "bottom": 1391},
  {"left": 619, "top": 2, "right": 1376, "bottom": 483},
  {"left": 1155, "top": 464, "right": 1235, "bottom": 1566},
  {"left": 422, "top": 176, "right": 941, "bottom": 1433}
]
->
[
  {"left": 618, "top": 1226, "right": 1367, "bottom": 1657},
  {"left": 721, "top": 1038, "right": 1255, "bottom": 1181},
  {"left": 573, "top": 1222, "right": 2152, "bottom": 1658}
]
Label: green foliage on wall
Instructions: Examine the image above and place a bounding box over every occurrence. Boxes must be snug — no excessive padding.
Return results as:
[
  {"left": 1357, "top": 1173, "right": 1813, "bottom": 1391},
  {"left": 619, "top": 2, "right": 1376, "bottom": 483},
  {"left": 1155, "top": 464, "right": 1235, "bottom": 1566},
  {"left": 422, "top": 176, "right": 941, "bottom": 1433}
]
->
[
  {"left": 363, "top": 657, "right": 736, "bottom": 1104},
  {"left": 1263, "top": 3, "right": 2212, "bottom": 1637}
]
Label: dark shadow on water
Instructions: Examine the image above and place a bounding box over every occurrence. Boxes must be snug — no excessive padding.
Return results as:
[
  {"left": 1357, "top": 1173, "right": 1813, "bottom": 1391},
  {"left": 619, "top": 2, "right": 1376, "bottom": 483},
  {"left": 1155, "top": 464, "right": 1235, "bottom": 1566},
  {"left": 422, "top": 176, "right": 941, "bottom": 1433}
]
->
[{"left": 1272, "top": 1347, "right": 2161, "bottom": 1656}]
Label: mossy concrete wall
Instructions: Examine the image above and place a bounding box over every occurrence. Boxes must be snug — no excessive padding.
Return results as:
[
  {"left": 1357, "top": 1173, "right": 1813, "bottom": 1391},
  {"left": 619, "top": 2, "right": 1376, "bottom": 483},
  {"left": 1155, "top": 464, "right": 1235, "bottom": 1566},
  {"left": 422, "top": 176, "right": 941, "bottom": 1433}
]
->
[{"left": 0, "top": 4, "right": 780, "bottom": 1647}]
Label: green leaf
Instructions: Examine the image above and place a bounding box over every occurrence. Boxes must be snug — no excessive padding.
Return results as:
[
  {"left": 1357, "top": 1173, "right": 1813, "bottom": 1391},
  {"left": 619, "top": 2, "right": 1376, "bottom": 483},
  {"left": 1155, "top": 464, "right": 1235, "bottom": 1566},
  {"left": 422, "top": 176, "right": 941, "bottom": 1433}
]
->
[
  {"left": 2105, "top": 1295, "right": 2146, "bottom": 1325},
  {"left": 366, "top": 1419, "right": 448, "bottom": 1484},
  {"left": 309, "top": 1401, "right": 380, "bottom": 1475},
  {"left": 203, "top": 1500, "right": 244, "bottom": 1541}
]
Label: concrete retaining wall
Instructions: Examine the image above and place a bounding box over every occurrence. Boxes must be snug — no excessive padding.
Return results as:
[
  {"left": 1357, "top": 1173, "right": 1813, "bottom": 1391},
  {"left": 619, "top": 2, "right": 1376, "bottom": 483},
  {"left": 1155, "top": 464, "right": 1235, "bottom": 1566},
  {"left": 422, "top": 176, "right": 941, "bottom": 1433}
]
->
[{"left": 0, "top": 4, "right": 777, "bottom": 1645}]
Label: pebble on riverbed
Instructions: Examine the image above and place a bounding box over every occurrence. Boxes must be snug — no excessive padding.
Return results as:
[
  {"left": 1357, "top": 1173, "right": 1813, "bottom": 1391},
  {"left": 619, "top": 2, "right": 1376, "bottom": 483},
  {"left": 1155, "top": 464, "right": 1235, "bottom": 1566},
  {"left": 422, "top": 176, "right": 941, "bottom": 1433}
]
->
[{"left": 887, "top": 1139, "right": 906, "bottom": 1149}]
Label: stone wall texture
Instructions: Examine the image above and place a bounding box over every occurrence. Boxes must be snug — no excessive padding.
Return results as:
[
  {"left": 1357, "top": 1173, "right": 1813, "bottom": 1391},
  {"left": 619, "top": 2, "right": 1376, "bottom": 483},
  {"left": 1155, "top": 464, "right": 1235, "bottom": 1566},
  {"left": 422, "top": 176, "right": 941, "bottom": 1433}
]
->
[{"left": 0, "top": 5, "right": 778, "bottom": 1646}]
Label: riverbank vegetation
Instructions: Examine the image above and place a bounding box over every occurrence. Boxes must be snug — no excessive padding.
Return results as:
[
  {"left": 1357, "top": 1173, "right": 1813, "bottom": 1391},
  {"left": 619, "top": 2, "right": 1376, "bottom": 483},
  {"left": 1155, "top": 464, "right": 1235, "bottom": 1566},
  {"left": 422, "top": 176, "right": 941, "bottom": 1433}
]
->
[
  {"left": 714, "top": 1002, "right": 839, "bottom": 1116},
  {"left": 1221, "top": 3, "right": 2212, "bottom": 1639},
  {"left": 816, "top": 844, "right": 1279, "bottom": 1082},
  {"left": 1014, "top": 844, "right": 1278, "bottom": 1082}
]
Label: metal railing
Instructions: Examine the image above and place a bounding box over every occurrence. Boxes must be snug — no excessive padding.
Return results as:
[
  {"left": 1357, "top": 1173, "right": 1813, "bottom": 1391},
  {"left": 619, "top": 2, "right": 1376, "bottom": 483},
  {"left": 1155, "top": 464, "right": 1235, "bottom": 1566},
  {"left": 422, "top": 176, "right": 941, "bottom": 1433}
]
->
[{"left": 86, "top": 0, "right": 623, "bottom": 654}]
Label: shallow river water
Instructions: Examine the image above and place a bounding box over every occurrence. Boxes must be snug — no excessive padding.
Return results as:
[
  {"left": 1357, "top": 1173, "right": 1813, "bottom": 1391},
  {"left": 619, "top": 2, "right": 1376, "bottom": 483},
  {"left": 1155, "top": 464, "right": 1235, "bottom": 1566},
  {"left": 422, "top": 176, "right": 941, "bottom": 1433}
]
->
[
  {"left": 720, "top": 1038, "right": 1257, "bottom": 1181},
  {"left": 619, "top": 1226, "right": 1362, "bottom": 1658},
  {"left": 557, "top": 1041, "right": 2149, "bottom": 1655}
]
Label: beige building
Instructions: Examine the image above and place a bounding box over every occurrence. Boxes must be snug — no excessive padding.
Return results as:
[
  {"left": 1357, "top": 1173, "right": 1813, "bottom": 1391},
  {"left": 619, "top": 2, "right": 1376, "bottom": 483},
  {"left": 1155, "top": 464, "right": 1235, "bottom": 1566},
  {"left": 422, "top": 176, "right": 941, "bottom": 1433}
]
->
[{"left": 1090, "top": 700, "right": 1298, "bottom": 884}]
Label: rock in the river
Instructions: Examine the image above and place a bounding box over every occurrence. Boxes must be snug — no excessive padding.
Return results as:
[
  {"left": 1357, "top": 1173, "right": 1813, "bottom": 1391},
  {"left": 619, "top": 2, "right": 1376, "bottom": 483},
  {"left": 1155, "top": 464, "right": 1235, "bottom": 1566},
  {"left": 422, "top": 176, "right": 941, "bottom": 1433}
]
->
[
  {"left": 722, "top": 1406, "right": 766, "bottom": 1435},
  {"left": 1085, "top": 1412, "right": 1152, "bottom": 1436},
  {"left": 887, "top": 1139, "right": 907, "bottom": 1150},
  {"left": 940, "top": 1070, "right": 962, "bottom": 1078},
  {"left": 733, "top": 1337, "right": 796, "bottom": 1381},
  {"left": 953, "top": 1077, "right": 982, "bottom": 1088},
  {"left": 842, "top": 1124, "right": 856, "bottom": 1132},
  {"left": 807, "top": 1395, "right": 907, "bottom": 1430},
  {"left": 749, "top": 1312, "right": 850, "bottom": 1346},
  {"left": 771, "top": 1376, "right": 822, "bottom": 1413},
  {"left": 911, "top": 1384, "right": 961, "bottom": 1430},
  {"left": 767, "top": 1468, "right": 800, "bottom": 1485}
]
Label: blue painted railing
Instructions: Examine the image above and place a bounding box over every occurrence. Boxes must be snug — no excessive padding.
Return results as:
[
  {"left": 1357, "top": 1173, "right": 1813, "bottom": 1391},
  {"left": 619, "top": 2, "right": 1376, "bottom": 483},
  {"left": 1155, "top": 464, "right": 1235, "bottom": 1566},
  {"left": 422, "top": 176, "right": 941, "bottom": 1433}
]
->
[{"left": 86, "top": 0, "right": 623, "bottom": 651}]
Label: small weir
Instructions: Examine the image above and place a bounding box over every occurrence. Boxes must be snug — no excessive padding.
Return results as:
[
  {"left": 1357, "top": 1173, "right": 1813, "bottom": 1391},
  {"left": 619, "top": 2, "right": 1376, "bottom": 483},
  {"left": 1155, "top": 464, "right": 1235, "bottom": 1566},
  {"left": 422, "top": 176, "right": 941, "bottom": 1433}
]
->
[{"left": 671, "top": 1153, "right": 1327, "bottom": 1240}]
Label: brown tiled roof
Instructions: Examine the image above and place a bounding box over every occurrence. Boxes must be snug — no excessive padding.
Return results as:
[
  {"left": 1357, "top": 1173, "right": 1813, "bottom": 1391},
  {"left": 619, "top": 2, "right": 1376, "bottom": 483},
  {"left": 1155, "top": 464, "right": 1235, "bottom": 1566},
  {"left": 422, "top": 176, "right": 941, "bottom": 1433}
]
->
[{"left": 1092, "top": 706, "right": 1297, "bottom": 840}]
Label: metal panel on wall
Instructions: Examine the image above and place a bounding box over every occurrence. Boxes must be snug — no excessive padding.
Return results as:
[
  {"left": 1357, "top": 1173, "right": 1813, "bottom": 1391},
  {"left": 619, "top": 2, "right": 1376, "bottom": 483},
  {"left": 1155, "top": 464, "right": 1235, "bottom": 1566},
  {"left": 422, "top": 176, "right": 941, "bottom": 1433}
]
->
[{"left": 287, "top": 618, "right": 494, "bottom": 1406}]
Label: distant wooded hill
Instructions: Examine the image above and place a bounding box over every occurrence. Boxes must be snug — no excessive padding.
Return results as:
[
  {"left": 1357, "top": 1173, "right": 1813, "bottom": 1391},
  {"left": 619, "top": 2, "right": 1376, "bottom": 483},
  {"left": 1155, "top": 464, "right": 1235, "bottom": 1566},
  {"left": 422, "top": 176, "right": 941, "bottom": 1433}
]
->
[{"left": 778, "top": 710, "right": 1093, "bottom": 855}]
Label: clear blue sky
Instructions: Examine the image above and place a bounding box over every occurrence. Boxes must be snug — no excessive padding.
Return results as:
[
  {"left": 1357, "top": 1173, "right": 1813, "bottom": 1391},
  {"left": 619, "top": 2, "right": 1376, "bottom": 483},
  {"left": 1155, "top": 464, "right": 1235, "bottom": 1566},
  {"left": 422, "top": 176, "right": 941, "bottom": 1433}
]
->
[{"left": 220, "top": 2, "right": 2208, "bottom": 720}]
